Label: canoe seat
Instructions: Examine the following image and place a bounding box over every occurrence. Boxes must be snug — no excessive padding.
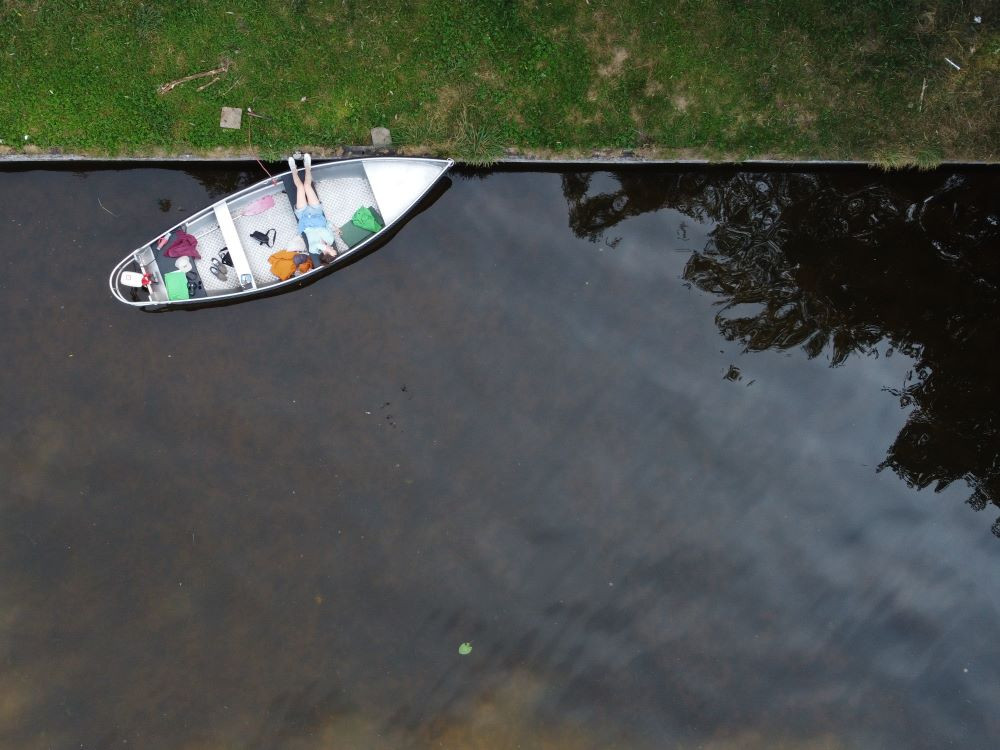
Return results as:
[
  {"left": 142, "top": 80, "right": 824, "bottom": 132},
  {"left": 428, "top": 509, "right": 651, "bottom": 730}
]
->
[{"left": 213, "top": 204, "right": 256, "bottom": 289}]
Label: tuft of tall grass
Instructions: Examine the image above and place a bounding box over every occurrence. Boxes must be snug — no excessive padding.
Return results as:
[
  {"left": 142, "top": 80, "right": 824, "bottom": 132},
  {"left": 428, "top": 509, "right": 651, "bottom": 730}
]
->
[{"left": 451, "top": 108, "right": 504, "bottom": 166}]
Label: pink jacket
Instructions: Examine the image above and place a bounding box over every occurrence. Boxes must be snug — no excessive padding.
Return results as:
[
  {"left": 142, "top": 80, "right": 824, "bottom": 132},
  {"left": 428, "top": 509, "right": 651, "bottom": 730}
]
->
[{"left": 163, "top": 230, "right": 201, "bottom": 259}]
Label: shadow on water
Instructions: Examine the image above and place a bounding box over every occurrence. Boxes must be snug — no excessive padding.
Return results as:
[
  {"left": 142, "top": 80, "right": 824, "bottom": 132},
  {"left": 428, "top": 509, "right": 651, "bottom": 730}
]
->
[{"left": 561, "top": 167, "right": 1000, "bottom": 535}]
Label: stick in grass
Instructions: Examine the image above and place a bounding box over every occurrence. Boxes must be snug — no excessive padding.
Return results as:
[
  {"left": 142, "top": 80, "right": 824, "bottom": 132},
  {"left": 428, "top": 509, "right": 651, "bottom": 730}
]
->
[
  {"left": 157, "top": 60, "right": 231, "bottom": 94},
  {"left": 196, "top": 77, "right": 221, "bottom": 92},
  {"left": 221, "top": 77, "right": 243, "bottom": 96},
  {"left": 919, "top": 78, "right": 927, "bottom": 112}
]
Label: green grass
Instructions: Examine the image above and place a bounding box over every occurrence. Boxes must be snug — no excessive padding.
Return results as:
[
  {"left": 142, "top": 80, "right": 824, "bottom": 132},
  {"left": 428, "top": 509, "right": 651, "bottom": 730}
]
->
[{"left": 0, "top": 0, "right": 997, "bottom": 163}]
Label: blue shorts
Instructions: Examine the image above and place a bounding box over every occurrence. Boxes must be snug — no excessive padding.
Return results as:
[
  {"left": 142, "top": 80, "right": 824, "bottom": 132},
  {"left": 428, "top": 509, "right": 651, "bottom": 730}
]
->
[{"left": 295, "top": 205, "right": 328, "bottom": 232}]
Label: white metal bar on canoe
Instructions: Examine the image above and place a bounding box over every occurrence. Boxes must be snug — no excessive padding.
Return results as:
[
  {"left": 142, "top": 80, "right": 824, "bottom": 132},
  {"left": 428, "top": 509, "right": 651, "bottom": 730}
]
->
[{"left": 213, "top": 203, "right": 256, "bottom": 289}]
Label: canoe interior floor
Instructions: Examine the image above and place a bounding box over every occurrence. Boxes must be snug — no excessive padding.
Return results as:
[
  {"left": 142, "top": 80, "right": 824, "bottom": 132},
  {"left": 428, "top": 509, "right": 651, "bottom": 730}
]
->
[{"left": 217, "top": 172, "right": 380, "bottom": 290}]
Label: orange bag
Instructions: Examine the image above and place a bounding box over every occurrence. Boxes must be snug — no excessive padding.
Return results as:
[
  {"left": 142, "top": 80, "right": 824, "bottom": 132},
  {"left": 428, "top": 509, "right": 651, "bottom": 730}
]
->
[{"left": 268, "top": 250, "right": 313, "bottom": 280}]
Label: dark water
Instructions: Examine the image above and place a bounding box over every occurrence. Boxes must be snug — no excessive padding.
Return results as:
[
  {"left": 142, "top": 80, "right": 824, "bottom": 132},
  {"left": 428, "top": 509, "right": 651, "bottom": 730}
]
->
[{"left": 1, "top": 162, "right": 999, "bottom": 749}]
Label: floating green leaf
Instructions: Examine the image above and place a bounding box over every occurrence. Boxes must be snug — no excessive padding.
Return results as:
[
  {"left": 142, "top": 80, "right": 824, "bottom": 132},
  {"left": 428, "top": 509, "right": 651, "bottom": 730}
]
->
[{"left": 458, "top": 642, "right": 472, "bottom": 655}]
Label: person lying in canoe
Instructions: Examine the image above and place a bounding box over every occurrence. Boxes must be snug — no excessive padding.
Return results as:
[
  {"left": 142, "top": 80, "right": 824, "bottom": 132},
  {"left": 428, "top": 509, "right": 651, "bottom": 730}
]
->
[{"left": 287, "top": 153, "right": 340, "bottom": 261}]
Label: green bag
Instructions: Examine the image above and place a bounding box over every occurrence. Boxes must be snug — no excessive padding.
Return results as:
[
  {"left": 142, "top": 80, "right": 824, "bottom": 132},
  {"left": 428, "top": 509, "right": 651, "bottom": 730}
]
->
[
  {"left": 164, "top": 270, "right": 190, "bottom": 301},
  {"left": 339, "top": 221, "right": 374, "bottom": 248},
  {"left": 351, "top": 206, "right": 383, "bottom": 233}
]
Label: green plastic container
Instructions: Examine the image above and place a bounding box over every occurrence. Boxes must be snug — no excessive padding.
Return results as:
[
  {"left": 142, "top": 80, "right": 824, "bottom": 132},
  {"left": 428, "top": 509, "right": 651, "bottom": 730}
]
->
[{"left": 163, "top": 270, "right": 190, "bottom": 301}]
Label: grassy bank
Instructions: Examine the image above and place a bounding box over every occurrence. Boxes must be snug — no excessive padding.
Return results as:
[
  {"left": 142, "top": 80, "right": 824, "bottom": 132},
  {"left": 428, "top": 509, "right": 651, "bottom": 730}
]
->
[{"left": 0, "top": 0, "right": 997, "bottom": 164}]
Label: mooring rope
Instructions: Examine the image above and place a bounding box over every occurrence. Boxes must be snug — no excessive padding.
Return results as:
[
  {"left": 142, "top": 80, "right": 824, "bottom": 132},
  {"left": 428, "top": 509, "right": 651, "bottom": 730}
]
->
[{"left": 246, "top": 108, "right": 279, "bottom": 187}]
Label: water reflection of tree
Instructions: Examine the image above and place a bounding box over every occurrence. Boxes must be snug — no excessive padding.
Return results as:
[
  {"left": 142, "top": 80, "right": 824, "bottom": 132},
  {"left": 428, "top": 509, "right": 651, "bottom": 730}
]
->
[
  {"left": 563, "top": 171, "right": 716, "bottom": 244},
  {"left": 187, "top": 165, "right": 266, "bottom": 200},
  {"left": 562, "top": 170, "right": 1000, "bottom": 533}
]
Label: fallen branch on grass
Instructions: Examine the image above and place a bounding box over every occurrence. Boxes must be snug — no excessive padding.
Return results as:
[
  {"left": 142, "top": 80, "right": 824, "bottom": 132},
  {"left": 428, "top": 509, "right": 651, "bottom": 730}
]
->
[
  {"left": 157, "top": 59, "right": 231, "bottom": 94},
  {"left": 196, "top": 77, "right": 221, "bottom": 92}
]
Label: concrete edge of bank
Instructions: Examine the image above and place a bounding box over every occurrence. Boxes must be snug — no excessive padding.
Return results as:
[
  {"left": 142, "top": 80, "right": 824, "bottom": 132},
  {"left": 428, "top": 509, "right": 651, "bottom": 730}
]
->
[{"left": 1, "top": 151, "right": 997, "bottom": 168}]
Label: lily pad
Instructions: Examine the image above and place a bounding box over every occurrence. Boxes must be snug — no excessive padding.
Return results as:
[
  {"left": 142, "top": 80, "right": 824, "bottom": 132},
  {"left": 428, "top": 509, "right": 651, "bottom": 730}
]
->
[{"left": 458, "top": 642, "right": 472, "bottom": 655}]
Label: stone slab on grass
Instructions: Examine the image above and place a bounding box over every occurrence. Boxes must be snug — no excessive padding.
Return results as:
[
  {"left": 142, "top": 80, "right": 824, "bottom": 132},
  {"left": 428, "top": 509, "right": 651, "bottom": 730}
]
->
[
  {"left": 370, "top": 127, "right": 391, "bottom": 147},
  {"left": 220, "top": 107, "right": 243, "bottom": 130}
]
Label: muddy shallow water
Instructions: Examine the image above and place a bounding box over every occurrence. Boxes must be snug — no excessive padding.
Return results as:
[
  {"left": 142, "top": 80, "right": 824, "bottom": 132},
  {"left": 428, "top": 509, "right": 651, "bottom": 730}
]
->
[{"left": 1, "top": 163, "right": 998, "bottom": 749}]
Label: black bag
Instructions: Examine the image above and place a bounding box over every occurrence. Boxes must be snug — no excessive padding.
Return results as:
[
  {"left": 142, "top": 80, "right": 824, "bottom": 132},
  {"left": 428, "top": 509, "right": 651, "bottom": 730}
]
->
[{"left": 250, "top": 228, "right": 277, "bottom": 247}]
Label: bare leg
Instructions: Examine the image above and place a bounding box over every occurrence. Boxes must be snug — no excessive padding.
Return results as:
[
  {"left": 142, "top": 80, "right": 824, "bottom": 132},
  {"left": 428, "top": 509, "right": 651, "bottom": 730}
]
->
[
  {"left": 288, "top": 157, "right": 307, "bottom": 209},
  {"left": 303, "top": 160, "right": 321, "bottom": 207}
]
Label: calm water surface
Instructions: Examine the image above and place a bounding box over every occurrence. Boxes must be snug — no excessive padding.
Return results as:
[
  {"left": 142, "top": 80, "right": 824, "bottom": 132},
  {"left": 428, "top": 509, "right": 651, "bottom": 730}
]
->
[{"left": 1, "top": 163, "right": 999, "bottom": 749}]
